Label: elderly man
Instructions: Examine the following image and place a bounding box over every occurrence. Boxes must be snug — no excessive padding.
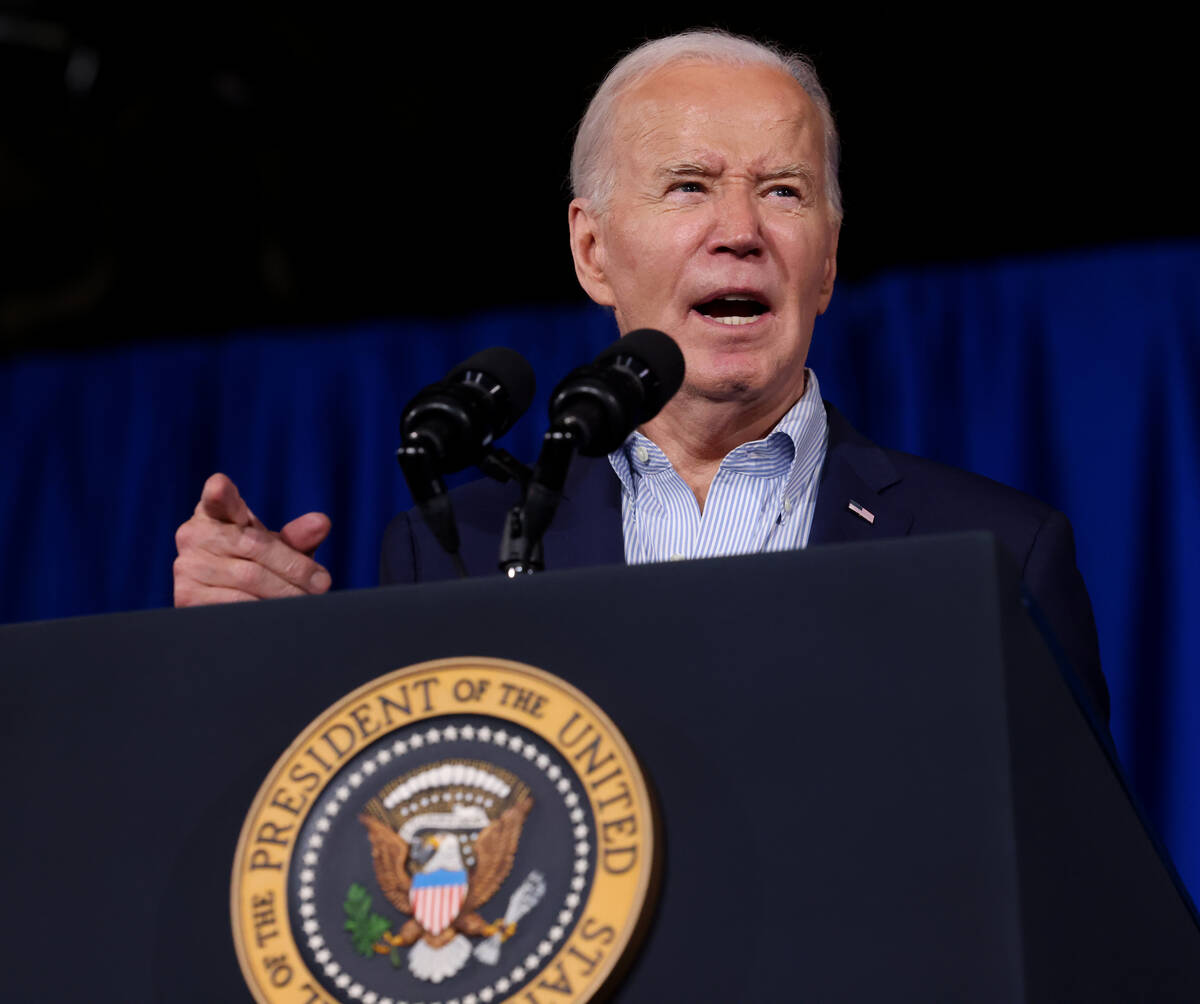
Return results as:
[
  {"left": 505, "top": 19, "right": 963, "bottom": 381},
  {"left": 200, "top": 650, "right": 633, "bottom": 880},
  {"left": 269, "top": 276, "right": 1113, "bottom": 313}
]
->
[{"left": 174, "top": 31, "right": 1106, "bottom": 718}]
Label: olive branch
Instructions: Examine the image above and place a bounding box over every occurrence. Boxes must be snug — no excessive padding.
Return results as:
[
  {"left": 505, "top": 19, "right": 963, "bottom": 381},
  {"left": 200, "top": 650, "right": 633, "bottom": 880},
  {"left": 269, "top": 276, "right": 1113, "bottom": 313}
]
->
[{"left": 343, "top": 882, "right": 400, "bottom": 965}]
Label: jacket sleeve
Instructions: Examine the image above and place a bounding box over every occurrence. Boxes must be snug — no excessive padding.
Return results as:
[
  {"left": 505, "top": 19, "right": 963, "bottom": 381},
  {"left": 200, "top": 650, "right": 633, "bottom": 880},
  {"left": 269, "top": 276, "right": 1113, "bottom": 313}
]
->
[{"left": 1021, "top": 507, "right": 1109, "bottom": 722}]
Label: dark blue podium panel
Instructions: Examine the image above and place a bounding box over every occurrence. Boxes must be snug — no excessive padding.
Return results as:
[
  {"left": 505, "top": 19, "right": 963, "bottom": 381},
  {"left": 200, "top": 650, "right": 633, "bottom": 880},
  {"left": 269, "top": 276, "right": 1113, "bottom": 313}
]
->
[{"left": 1, "top": 533, "right": 1196, "bottom": 1001}]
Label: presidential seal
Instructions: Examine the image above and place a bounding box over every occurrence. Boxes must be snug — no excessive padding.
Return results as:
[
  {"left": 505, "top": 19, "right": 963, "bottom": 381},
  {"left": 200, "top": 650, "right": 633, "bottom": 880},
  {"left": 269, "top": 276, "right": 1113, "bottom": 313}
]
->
[{"left": 232, "top": 657, "right": 657, "bottom": 1004}]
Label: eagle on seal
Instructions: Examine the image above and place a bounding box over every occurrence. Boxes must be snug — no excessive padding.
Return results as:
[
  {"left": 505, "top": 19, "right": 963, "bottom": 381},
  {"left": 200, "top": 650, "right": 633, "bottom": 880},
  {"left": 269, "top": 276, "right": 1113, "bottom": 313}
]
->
[{"left": 358, "top": 769, "right": 535, "bottom": 983}]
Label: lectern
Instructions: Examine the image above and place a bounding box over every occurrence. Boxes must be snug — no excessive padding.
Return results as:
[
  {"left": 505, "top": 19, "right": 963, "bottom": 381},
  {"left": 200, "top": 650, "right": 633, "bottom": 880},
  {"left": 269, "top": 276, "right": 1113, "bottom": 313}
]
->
[{"left": 1, "top": 533, "right": 1196, "bottom": 1001}]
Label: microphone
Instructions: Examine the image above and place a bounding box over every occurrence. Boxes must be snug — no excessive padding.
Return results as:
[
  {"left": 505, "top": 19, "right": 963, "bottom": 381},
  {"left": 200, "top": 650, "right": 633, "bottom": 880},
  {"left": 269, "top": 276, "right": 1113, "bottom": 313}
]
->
[
  {"left": 397, "top": 347, "right": 535, "bottom": 573},
  {"left": 546, "top": 328, "right": 685, "bottom": 456},
  {"left": 500, "top": 329, "right": 684, "bottom": 575},
  {"left": 400, "top": 346, "right": 536, "bottom": 473}
]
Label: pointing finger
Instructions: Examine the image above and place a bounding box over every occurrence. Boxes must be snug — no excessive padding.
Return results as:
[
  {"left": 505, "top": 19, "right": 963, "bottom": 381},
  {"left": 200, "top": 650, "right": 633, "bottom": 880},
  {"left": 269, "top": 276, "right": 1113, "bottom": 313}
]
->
[{"left": 197, "top": 472, "right": 260, "bottom": 528}]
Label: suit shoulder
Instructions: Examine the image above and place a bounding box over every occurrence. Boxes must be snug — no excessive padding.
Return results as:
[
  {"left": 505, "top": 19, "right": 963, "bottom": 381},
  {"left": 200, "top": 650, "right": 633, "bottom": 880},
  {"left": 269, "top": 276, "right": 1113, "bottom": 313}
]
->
[
  {"left": 442, "top": 475, "right": 524, "bottom": 530},
  {"left": 881, "top": 448, "right": 1056, "bottom": 545},
  {"left": 822, "top": 400, "right": 1054, "bottom": 541}
]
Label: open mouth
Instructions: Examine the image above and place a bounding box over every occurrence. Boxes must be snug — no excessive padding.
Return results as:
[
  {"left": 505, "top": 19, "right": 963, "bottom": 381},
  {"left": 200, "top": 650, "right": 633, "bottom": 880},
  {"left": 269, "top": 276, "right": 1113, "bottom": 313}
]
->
[{"left": 694, "top": 294, "right": 769, "bottom": 326}]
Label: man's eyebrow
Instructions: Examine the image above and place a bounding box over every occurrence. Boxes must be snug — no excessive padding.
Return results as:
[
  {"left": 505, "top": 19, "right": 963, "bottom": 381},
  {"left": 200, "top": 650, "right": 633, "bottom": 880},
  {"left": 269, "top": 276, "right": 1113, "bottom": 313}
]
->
[
  {"left": 758, "top": 163, "right": 817, "bottom": 183},
  {"left": 657, "top": 161, "right": 720, "bottom": 178}
]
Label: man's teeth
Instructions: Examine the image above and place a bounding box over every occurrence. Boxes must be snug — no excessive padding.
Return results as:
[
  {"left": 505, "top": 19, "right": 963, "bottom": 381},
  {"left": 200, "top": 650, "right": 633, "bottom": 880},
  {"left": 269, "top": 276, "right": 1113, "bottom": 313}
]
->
[{"left": 697, "top": 295, "right": 768, "bottom": 324}]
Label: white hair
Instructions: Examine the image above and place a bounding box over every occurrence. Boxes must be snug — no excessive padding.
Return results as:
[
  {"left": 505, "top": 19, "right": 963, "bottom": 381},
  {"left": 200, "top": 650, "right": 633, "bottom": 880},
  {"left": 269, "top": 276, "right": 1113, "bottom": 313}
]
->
[{"left": 570, "top": 29, "right": 842, "bottom": 223}]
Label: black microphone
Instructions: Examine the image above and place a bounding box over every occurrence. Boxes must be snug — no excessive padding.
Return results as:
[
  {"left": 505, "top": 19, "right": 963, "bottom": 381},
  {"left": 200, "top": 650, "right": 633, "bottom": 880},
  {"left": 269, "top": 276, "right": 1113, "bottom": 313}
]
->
[
  {"left": 400, "top": 346, "right": 536, "bottom": 473},
  {"left": 397, "top": 347, "right": 535, "bottom": 573},
  {"left": 500, "top": 329, "right": 685, "bottom": 575},
  {"left": 546, "top": 328, "right": 685, "bottom": 456}
]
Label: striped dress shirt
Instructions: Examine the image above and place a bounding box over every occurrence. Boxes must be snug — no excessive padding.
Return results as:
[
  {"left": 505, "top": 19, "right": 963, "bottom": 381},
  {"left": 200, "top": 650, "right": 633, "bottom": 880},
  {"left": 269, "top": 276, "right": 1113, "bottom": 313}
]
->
[{"left": 608, "top": 370, "right": 829, "bottom": 565}]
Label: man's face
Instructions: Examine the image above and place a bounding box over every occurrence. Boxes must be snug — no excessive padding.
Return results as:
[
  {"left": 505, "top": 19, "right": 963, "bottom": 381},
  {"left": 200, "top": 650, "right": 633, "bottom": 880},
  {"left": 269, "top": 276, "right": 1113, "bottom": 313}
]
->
[{"left": 570, "top": 61, "right": 839, "bottom": 411}]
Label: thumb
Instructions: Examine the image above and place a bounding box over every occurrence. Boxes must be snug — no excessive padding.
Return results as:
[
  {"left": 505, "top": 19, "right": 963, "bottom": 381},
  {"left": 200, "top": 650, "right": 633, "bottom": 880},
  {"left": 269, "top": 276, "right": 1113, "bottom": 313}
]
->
[{"left": 280, "top": 512, "right": 332, "bottom": 556}]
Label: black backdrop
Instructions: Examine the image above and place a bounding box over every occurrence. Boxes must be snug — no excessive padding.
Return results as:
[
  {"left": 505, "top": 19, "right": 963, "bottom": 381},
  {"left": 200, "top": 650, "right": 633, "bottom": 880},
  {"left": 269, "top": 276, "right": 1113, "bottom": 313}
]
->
[{"left": 1, "top": 8, "right": 1194, "bottom": 351}]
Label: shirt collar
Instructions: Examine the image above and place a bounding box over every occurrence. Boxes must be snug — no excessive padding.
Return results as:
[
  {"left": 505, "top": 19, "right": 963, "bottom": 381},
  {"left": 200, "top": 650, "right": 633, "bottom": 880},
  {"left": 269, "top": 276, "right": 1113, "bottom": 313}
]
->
[{"left": 608, "top": 369, "right": 827, "bottom": 498}]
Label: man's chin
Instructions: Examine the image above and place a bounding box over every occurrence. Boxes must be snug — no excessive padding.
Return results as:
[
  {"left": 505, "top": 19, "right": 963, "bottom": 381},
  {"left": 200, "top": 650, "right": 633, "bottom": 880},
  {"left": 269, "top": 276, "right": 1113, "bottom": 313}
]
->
[
  {"left": 679, "top": 364, "right": 810, "bottom": 410},
  {"left": 681, "top": 375, "right": 761, "bottom": 404}
]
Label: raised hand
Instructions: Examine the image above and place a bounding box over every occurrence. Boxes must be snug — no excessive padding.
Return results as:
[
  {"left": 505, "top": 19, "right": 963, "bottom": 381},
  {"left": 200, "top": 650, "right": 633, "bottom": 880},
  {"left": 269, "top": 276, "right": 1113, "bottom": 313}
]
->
[{"left": 173, "top": 473, "right": 332, "bottom": 607}]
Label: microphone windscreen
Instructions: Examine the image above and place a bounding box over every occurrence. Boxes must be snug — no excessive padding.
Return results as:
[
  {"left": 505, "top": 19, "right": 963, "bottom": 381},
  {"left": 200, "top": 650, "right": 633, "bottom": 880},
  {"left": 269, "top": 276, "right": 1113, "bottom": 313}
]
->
[
  {"left": 594, "top": 328, "right": 686, "bottom": 415},
  {"left": 447, "top": 346, "right": 537, "bottom": 429}
]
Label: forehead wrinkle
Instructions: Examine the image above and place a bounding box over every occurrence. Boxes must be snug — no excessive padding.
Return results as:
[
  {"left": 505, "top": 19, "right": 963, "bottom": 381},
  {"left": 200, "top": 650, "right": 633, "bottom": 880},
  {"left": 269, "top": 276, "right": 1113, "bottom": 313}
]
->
[
  {"left": 651, "top": 106, "right": 819, "bottom": 163},
  {"left": 621, "top": 110, "right": 661, "bottom": 149}
]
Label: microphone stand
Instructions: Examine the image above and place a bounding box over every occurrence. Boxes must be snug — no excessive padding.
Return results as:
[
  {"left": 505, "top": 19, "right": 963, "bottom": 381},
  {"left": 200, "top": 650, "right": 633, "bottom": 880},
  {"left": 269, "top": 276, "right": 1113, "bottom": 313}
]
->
[
  {"left": 499, "top": 426, "right": 576, "bottom": 577},
  {"left": 400, "top": 442, "right": 537, "bottom": 580},
  {"left": 477, "top": 447, "right": 532, "bottom": 490}
]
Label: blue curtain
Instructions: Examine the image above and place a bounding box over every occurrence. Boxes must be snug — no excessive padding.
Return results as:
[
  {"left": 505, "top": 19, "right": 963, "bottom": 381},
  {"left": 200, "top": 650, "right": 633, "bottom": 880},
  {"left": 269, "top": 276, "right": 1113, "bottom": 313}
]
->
[{"left": 3, "top": 241, "right": 1197, "bottom": 901}]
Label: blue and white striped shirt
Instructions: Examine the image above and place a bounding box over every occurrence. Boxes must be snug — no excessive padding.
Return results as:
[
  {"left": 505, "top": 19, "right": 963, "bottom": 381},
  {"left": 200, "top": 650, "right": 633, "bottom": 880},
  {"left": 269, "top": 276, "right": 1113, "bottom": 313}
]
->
[{"left": 608, "top": 370, "right": 829, "bottom": 565}]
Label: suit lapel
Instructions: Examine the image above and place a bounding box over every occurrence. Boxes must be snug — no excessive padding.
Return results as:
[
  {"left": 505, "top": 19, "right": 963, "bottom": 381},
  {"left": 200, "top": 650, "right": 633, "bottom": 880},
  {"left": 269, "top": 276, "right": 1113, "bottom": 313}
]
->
[{"left": 809, "top": 402, "right": 914, "bottom": 546}]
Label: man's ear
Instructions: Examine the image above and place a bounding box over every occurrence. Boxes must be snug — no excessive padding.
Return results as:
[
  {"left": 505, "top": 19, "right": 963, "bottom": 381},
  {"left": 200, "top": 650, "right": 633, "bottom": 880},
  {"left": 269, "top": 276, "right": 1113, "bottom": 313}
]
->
[
  {"left": 568, "top": 198, "right": 616, "bottom": 307},
  {"left": 816, "top": 222, "right": 840, "bottom": 315}
]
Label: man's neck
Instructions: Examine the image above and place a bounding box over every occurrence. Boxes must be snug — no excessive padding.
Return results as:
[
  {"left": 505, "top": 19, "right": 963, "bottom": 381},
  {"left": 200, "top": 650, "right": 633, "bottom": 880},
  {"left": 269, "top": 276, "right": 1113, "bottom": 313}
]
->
[{"left": 639, "top": 375, "right": 810, "bottom": 511}]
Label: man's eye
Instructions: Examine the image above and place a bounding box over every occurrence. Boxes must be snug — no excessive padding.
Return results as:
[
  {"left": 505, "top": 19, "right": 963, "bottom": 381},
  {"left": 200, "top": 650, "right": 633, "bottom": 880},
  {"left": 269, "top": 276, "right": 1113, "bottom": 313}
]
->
[
  {"left": 670, "top": 181, "right": 705, "bottom": 194},
  {"left": 767, "top": 184, "right": 801, "bottom": 199}
]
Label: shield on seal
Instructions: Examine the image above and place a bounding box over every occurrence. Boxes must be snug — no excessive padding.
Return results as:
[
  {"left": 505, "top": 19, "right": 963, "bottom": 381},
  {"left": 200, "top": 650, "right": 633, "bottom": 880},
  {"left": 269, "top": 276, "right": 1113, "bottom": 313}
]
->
[{"left": 411, "top": 868, "right": 469, "bottom": 935}]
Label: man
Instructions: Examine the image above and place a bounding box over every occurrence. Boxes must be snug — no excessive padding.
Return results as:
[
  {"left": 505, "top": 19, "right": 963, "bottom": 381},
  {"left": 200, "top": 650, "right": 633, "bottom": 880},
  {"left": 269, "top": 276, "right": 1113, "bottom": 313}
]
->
[{"left": 174, "top": 31, "right": 1107, "bottom": 718}]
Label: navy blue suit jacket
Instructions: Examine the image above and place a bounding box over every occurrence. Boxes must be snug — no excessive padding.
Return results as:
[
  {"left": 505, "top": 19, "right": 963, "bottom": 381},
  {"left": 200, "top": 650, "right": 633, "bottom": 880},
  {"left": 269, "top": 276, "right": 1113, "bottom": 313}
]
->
[{"left": 381, "top": 401, "right": 1108, "bottom": 720}]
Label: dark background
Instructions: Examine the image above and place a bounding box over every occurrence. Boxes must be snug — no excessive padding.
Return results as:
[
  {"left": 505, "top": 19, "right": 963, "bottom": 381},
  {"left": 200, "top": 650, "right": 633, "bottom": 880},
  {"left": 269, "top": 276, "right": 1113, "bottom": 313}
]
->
[{"left": 1, "top": 5, "right": 1194, "bottom": 353}]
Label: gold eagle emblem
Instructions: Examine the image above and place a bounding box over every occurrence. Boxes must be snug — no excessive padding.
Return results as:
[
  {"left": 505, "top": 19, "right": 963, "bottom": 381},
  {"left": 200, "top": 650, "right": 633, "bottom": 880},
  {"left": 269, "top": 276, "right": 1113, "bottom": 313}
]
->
[{"left": 356, "top": 758, "right": 543, "bottom": 982}]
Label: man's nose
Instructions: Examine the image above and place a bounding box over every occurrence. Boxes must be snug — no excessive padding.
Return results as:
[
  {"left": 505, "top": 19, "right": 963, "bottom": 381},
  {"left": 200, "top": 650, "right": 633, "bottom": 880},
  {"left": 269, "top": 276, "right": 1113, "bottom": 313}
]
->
[{"left": 707, "top": 188, "right": 763, "bottom": 258}]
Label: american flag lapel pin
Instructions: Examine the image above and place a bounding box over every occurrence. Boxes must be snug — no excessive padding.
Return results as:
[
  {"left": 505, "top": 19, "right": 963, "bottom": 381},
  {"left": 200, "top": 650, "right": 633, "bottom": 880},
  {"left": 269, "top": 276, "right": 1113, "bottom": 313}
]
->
[{"left": 848, "top": 499, "right": 876, "bottom": 524}]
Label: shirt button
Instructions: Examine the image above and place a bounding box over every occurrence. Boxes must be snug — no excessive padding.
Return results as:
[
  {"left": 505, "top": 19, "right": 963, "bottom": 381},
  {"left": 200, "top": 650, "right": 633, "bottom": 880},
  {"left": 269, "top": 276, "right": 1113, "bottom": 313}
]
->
[
  {"left": 670, "top": 552, "right": 685, "bottom": 561},
  {"left": 783, "top": 498, "right": 794, "bottom": 513},
  {"left": 635, "top": 445, "right": 649, "bottom": 463}
]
